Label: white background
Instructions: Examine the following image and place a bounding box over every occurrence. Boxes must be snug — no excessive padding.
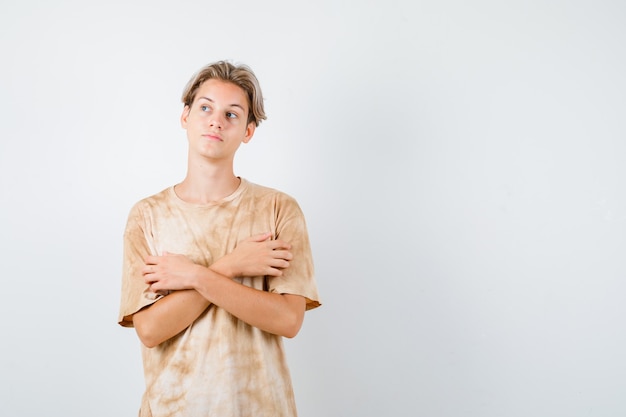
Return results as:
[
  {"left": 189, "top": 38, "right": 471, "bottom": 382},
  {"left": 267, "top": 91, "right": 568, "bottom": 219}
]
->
[{"left": 1, "top": 1, "right": 625, "bottom": 416}]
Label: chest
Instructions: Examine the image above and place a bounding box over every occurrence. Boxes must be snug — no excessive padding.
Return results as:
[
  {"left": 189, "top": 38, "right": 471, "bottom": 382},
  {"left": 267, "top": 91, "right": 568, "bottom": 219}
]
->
[{"left": 147, "top": 200, "right": 276, "bottom": 266}]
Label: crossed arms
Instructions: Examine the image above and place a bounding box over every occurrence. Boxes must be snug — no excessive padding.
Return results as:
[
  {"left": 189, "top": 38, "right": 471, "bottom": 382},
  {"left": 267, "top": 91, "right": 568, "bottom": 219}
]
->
[{"left": 132, "top": 232, "right": 306, "bottom": 348}]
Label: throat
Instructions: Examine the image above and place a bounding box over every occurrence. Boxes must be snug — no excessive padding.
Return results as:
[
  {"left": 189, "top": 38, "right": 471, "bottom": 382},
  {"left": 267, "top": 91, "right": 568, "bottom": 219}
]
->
[{"left": 174, "top": 176, "right": 241, "bottom": 204}]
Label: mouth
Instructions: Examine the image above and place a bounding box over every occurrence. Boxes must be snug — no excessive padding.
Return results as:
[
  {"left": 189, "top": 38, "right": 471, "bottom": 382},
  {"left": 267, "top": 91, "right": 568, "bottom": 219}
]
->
[{"left": 202, "top": 133, "right": 223, "bottom": 141}]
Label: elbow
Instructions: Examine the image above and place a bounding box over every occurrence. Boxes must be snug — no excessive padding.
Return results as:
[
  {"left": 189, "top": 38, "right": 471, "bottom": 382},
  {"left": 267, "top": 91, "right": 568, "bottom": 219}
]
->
[
  {"left": 133, "top": 315, "right": 165, "bottom": 348},
  {"left": 281, "top": 310, "right": 304, "bottom": 339},
  {"left": 135, "top": 323, "right": 161, "bottom": 348},
  {"left": 283, "top": 327, "right": 300, "bottom": 339},
  {"left": 277, "top": 294, "right": 306, "bottom": 338},
  {"left": 138, "top": 334, "right": 161, "bottom": 349}
]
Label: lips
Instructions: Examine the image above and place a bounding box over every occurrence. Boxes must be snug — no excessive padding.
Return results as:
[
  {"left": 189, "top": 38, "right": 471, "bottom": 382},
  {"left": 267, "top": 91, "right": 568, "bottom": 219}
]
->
[{"left": 202, "top": 133, "right": 222, "bottom": 141}]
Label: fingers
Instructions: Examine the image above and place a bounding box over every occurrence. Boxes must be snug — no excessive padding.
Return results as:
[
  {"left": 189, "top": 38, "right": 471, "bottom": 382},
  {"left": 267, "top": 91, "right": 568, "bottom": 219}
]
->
[
  {"left": 143, "top": 265, "right": 164, "bottom": 287},
  {"left": 263, "top": 254, "right": 291, "bottom": 277},
  {"left": 271, "top": 259, "right": 290, "bottom": 269},
  {"left": 148, "top": 281, "right": 168, "bottom": 295},
  {"left": 142, "top": 264, "right": 155, "bottom": 276},
  {"left": 244, "top": 233, "right": 291, "bottom": 249},
  {"left": 245, "top": 232, "right": 273, "bottom": 243},
  {"left": 267, "top": 239, "right": 291, "bottom": 251},
  {"left": 271, "top": 249, "right": 293, "bottom": 261},
  {"left": 264, "top": 266, "right": 285, "bottom": 277}
]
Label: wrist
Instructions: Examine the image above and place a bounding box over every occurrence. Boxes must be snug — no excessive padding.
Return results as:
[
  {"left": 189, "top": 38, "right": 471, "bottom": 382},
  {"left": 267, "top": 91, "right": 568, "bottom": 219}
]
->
[
  {"left": 209, "top": 259, "right": 234, "bottom": 278},
  {"left": 190, "top": 264, "right": 210, "bottom": 289}
]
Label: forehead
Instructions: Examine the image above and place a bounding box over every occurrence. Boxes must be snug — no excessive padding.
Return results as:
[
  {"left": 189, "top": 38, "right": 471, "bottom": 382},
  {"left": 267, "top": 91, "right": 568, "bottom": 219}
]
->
[{"left": 194, "top": 79, "right": 249, "bottom": 110}]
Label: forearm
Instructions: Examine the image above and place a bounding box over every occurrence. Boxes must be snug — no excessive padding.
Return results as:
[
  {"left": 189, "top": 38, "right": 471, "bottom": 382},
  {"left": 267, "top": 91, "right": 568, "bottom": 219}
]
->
[
  {"left": 133, "top": 289, "right": 210, "bottom": 348},
  {"left": 140, "top": 237, "right": 304, "bottom": 342},
  {"left": 194, "top": 266, "right": 305, "bottom": 338}
]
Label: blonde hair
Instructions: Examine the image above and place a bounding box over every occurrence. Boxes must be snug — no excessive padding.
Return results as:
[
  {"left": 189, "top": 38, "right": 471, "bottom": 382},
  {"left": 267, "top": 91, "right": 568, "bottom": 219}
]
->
[{"left": 181, "top": 61, "right": 267, "bottom": 126}]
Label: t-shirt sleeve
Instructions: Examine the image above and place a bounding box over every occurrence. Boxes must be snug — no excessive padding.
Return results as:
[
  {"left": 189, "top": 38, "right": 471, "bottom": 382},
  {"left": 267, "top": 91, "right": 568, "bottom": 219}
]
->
[
  {"left": 268, "top": 195, "right": 321, "bottom": 311},
  {"left": 118, "top": 202, "right": 164, "bottom": 327}
]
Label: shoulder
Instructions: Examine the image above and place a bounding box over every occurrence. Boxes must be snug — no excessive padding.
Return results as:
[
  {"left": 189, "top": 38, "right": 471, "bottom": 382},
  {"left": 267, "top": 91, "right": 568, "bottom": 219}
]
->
[
  {"left": 243, "top": 180, "right": 300, "bottom": 207},
  {"left": 242, "top": 180, "right": 307, "bottom": 226},
  {"left": 127, "top": 187, "right": 173, "bottom": 218}
]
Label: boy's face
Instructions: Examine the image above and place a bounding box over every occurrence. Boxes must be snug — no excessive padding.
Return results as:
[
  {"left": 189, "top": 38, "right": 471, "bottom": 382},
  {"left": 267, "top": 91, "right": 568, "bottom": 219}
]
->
[{"left": 181, "top": 79, "right": 255, "bottom": 164}]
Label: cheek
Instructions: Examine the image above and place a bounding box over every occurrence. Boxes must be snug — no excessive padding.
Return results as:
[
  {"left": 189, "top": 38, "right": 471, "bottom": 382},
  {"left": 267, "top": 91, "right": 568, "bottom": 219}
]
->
[{"left": 187, "top": 113, "right": 205, "bottom": 127}]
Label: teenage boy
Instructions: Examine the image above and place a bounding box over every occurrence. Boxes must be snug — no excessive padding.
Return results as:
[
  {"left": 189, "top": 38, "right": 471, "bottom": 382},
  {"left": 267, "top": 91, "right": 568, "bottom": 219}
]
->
[{"left": 118, "top": 60, "right": 321, "bottom": 417}]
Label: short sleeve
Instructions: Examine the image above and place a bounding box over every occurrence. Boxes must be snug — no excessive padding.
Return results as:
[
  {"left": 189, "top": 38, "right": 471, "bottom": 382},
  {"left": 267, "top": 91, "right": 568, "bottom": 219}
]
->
[
  {"left": 267, "top": 194, "right": 321, "bottom": 311},
  {"left": 118, "top": 202, "right": 164, "bottom": 327}
]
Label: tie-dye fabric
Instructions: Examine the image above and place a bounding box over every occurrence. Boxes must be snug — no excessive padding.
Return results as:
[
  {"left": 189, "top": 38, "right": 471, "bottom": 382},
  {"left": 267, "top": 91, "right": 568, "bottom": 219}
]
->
[{"left": 118, "top": 179, "right": 321, "bottom": 417}]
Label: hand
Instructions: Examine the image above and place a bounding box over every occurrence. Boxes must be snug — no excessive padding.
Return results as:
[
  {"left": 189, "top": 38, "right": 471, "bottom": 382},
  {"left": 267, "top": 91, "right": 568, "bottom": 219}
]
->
[
  {"left": 142, "top": 252, "right": 202, "bottom": 294},
  {"left": 211, "top": 232, "right": 292, "bottom": 278}
]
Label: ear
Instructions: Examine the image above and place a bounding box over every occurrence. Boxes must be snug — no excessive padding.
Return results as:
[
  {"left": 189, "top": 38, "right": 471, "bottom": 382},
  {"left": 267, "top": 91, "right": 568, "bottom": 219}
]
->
[
  {"left": 180, "top": 105, "right": 190, "bottom": 128},
  {"left": 242, "top": 122, "right": 256, "bottom": 144}
]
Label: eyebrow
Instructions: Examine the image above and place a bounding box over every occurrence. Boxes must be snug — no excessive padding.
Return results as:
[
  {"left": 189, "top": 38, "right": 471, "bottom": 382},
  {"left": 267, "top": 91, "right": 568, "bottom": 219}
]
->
[{"left": 198, "top": 96, "right": 245, "bottom": 111}]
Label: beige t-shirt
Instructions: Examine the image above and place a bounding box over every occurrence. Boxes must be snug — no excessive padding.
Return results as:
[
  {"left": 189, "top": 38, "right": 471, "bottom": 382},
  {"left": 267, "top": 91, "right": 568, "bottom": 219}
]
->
[{"left": 118, "top": 179, "right": 321, "bottom": 417}]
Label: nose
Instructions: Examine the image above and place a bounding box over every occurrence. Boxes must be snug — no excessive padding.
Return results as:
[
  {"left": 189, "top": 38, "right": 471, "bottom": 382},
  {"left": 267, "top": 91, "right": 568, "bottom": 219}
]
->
[{"left": 208, "top": 114, "right": 224, "bottom": 130}]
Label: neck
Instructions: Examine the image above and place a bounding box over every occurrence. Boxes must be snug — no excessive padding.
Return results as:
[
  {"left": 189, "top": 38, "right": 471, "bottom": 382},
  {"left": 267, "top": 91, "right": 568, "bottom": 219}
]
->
[{"left": 175, "top": 156, "right": 241, "bottom": 204}]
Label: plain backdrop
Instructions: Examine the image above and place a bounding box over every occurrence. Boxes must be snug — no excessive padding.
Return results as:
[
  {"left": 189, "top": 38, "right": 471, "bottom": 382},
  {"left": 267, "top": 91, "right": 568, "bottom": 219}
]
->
[{"left": 1, "top": 1, "right": 625, "bottom": 416}]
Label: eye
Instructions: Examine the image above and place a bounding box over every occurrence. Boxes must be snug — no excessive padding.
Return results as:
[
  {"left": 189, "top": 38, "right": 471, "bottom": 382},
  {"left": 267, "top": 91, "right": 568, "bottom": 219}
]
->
[
  {"left": 226, "top": 112, "right": 238, "bottom": 119},
  {"left": 200, "top": 105, "right": 210, "bottom": 112}
]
